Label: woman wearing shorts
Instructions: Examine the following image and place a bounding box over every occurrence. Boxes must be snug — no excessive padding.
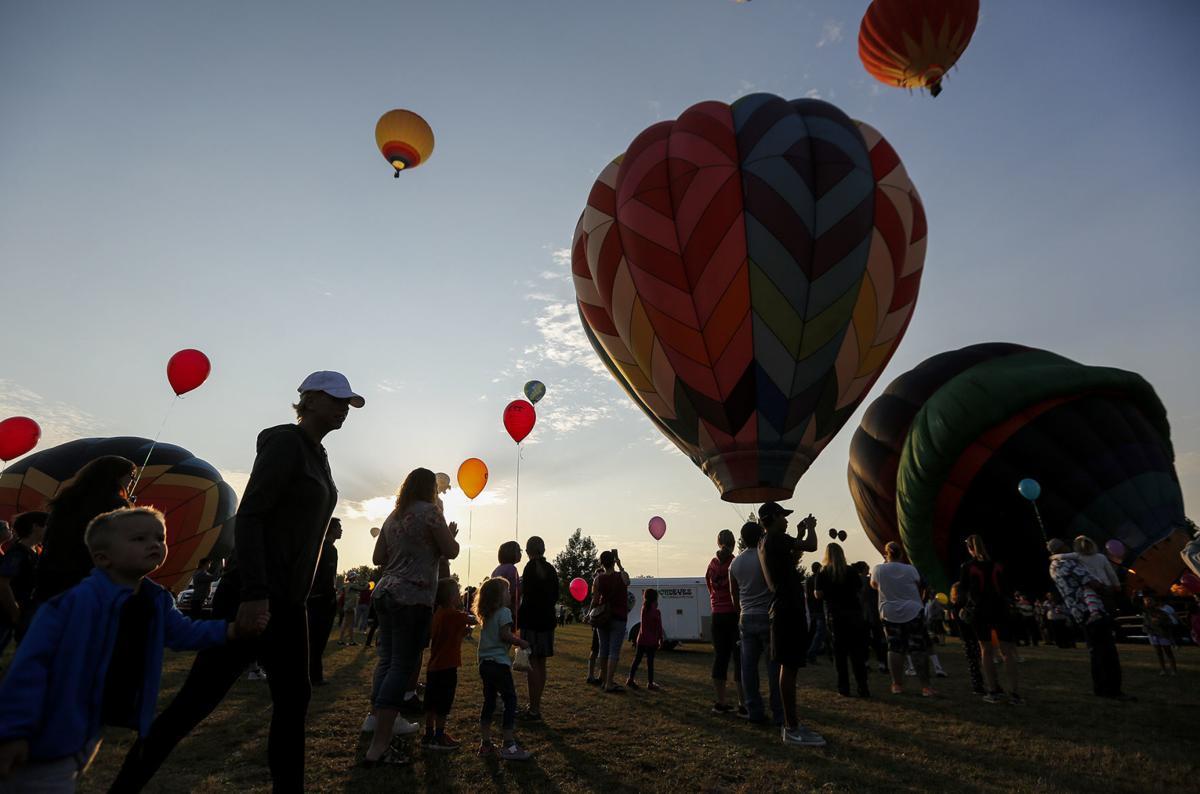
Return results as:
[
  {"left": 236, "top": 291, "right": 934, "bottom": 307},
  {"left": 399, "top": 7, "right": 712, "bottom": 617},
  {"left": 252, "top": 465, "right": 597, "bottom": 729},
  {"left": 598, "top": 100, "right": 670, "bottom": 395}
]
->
[{"left": 592, "top": 550, "right": 630, "bottom": 693}]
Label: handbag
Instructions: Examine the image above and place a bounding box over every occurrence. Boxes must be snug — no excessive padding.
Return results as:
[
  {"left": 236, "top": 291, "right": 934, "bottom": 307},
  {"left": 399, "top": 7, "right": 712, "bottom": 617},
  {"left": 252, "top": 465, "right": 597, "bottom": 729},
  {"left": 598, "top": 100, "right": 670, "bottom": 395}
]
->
[
  {"left": 586, "top": 600, "right": 612, "bottom": 628},
  {"left": 512, "top": 647, "right": 532, "bottom": 672}
]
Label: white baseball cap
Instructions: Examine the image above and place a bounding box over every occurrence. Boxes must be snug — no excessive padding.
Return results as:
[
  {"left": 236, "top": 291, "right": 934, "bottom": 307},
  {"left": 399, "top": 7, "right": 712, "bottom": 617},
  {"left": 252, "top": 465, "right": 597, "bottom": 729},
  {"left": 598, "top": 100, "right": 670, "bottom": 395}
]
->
[{"left": 297, "top": 371, "right": 365, "bottom": 407}]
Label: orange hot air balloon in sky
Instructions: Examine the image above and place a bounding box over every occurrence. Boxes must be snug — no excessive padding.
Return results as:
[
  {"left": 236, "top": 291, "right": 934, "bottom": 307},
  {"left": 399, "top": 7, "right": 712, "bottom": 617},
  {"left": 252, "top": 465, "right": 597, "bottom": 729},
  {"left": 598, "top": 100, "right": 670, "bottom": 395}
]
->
[
  {"left": 858, "top": 0, "right": 979, "bottom": 97},
  {"left": 375, "top": 109, "right": 435, "bottom": 177}
]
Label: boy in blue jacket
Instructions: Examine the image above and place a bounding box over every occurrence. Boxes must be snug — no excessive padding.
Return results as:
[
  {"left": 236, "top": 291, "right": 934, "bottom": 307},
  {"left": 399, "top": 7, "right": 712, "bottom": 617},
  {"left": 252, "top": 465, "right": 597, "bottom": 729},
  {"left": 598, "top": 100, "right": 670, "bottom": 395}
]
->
[{"left": 0, "top": 506, "right": 263, "bottom": 791}]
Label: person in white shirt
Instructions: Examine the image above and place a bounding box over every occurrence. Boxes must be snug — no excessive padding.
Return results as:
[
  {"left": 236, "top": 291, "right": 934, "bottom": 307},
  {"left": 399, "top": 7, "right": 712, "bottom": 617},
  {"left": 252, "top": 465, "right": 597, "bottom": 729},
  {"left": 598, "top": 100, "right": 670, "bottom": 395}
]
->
[
  {"left": 870, "top": 542, "right": 933, "bottom": 696},
  {"left": 728, "top": 522, "right": 780, "bottom": 726}
]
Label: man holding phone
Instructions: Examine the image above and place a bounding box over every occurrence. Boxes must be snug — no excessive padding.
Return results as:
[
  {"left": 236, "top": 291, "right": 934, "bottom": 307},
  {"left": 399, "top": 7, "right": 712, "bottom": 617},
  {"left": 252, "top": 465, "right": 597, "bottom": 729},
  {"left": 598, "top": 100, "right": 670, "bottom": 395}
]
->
[{"left": 758, "top": 503, "right": 825, "bottom": 747}]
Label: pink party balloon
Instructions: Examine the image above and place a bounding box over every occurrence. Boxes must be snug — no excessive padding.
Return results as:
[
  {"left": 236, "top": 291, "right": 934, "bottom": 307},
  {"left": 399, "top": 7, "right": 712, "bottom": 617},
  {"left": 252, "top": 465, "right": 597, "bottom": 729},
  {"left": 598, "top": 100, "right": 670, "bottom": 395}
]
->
[
  {"left": 648, "top": 516, "right": 667, "bottom": 541},
  {"left": 569, "top": 577, "right": 589, "bottom": 602}
]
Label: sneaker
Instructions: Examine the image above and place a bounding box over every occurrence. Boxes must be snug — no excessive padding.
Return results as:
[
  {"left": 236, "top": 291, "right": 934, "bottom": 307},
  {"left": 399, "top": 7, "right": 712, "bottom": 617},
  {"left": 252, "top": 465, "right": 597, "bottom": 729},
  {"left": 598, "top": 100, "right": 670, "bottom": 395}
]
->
[
  {"left": 935, "top": 670, "right": 949, "bottom": 679},
  {"left": 971, "top": 688, "right": 988, "bottom": 696},
  {"left": 890, "top": 684, "right": 903, "bottom": 695},
  {"left": 736, "top": 705, "right": 749, "bottom": 717},
  {"left": 921, "top": 687, "right": 937, "bottom": 698},
  {"left": 476, "top": 741, "right": 495, "bottom": 757},
  {"left": 982, "top": 692, "right": 1005, "bottom": 704},
  {"left": 585, "top": 677, "right": 601, "bottom": 686},
  {"left": 711, "top": 703, "right": 735, "bottom": 714},
  {"left": 393, "top": 717, "right": 420, "bottom": 735},
  {"left": 361, "top": 714, "right": 377, "bottom": 733},
  {"left": 1009, "top": 694, "right": 1025, "bottom": 706},
  {"left": 499, "top": 742, "right": 532, "bottom": 761},
  {"left": 903, "top": 668, "right": 916, "bottom": 677},
  {"left": 781, "top": 725, "right": 827, "bottom": 747},
  {"left": 428, "top": 734, "right": 461, "bottom": 752},
  {"left": 625, "top": 679, "right": 639, "bottom": 689},
  {"left": 518, "top": 708, "right": 543, "bottom": 722},
  {"left": 647, "top": 682, "right": 662, "bottom": 692}
]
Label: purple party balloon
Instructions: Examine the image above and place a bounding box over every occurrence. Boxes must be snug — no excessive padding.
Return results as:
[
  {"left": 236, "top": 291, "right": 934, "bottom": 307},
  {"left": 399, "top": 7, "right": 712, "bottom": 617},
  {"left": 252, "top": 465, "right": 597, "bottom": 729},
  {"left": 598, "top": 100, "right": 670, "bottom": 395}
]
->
[{"left": 1105, "top": 539, "right": 1126, "bottom": 559}]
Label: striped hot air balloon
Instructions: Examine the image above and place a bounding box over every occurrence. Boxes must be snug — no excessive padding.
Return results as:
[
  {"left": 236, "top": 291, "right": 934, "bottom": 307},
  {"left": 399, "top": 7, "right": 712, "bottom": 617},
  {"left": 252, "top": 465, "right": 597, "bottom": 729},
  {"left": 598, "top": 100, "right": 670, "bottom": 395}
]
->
[
  {"left": 572, "top": 95, "right": 926, "bottom": 503},
  {"left": 858, "top": 0, "right": 979, "bottom": 97},
  {"left": 849, "top": 344, "right": 1189, "bottom": 594},
  {"left": 0, "top": 437, "right": 237, "bottom": 593}
]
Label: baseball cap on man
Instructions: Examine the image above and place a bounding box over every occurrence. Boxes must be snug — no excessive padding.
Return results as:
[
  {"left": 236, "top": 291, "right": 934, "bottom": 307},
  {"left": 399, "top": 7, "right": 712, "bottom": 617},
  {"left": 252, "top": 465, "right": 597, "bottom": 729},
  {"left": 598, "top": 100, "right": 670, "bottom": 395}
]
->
[
  {"left": 759, "top": 501, "right": 794, "bottom": 520},
  {"left": 298, "top": 371, "right": 365, "bottom": 408}
]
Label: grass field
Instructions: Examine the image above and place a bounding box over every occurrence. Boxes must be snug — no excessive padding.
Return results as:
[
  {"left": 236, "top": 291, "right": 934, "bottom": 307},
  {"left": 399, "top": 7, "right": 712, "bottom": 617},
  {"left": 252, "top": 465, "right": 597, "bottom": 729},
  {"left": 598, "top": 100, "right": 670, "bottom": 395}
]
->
[{"left": 72, "top": 624, "right": 1197, "bottom": 793}]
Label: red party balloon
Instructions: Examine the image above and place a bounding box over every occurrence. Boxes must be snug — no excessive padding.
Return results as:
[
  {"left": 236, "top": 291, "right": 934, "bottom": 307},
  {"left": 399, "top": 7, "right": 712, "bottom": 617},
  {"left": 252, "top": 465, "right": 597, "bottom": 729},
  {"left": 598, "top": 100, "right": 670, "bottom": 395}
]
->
[
  {"left": 648, "top": 516, "right": 667, "bottom": 541},
  {"left": 569, "top": 577, "right": 589, "bottom": 602},
  {"left": 0, "top": 417, "right": 41, "bottom": 462},
  {"left": 503, "top": 400, "right": 536, "bottom": 444},
  {"left": 167, "top": 349, "right": 211, "bottom": 396}
]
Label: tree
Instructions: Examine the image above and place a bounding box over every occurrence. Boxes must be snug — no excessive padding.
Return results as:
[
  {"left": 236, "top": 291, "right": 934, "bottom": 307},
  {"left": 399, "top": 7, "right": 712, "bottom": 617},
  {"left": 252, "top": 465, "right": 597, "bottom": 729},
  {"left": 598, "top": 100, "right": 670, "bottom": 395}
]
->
[{"left": 554, "top": 527, "right": 599, "bottom": 616}]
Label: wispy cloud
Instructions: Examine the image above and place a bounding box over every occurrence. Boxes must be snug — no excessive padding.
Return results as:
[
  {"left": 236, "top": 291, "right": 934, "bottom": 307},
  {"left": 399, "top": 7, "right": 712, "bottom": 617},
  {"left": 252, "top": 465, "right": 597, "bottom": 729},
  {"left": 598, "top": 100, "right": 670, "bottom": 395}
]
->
[
  {"left": 816, "top": 19, "right": 844, "bottom": 48},
  {"left": 729, "top": 80, "right": 757, "bottom": 101},
  {"left": 0, "top": 379, "right": 103, "bottom": 450},
  {"left": 376, "top": 378, "right": 404, "bottom": 394},
  {"left": 804, "top": 88, "right": 823, "bottom": 99}
]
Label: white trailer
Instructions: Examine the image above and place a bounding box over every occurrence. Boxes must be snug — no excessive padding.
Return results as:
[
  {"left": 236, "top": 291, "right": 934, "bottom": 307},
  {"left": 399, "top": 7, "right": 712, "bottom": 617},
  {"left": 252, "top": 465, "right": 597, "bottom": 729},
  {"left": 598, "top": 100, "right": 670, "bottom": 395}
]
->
[{"left": 626, "top": 576, "right": 712, "bottom": 649}]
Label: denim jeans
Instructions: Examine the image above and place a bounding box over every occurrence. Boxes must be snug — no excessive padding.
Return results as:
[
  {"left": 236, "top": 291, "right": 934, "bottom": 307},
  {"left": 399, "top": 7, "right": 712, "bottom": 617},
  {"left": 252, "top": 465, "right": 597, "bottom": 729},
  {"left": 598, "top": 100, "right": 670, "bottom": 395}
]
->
[
  {"left": 739, "top": 612, "right": 781, "bottom": 723},
  {"left": 479, "top": 660, "right": 518, "bottom": 730},
  {"left": 370, "top": 594, "right": 432, "bottom": 710},
  {"left": 598, "top": 619, "right": 628, "bottom": 661}
]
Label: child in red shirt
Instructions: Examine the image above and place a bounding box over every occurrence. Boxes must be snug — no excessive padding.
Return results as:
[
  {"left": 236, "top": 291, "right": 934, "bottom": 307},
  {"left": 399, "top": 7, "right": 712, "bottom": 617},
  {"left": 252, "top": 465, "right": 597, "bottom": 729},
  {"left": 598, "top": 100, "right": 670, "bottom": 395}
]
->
[
  {"left": 626, "top": 589, "right": 664, "bottom": 691},
  {"left": 423, "top": 579, "right": 476, "bottom": 751}
]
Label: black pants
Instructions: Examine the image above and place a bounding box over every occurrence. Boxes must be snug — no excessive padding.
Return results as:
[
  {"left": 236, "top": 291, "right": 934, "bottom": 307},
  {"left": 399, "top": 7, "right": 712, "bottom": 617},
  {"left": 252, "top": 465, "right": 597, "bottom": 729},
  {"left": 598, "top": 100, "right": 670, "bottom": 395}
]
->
[
  {"left": 110, "top": 578, "right": 311, "bottom": 793},
  {"left": 829, "top": 611, "right": 869, "bottom": 695},
  {"left": 629, "top": 645, "right": 656, "bottom": 684},
  {"left": 1087, "top": 617, "right": 1123, "bottom": 697},
  {"left": 307, "top": 594, "right": 337, "bottom": 684},
  {"left": 710, "top": 611, "right": 741, "bottom": 682},
  {"left": 868, "top": 617, "right": 887, "bottom": 665}
]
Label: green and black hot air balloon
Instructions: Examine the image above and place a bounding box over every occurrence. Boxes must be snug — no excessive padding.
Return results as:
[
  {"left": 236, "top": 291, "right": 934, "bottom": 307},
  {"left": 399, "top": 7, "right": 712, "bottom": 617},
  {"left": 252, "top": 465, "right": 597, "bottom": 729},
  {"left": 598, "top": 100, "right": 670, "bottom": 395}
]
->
[{"left": 848, "top": 343, "right": 1188, "bottom": 595}]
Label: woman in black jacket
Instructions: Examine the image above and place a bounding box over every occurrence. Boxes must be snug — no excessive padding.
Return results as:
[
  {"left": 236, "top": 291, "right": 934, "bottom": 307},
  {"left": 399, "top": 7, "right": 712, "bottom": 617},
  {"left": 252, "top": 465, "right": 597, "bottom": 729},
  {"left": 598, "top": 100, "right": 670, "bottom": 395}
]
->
[
  {"left": 112, "top": 371, "right": 362, "bottom": 793},
  {"left": 814, "top": 543, "right": 870, "bottom": 698},
  {"left": 34, "top": 455, "right": 134, "bottom": 604}
]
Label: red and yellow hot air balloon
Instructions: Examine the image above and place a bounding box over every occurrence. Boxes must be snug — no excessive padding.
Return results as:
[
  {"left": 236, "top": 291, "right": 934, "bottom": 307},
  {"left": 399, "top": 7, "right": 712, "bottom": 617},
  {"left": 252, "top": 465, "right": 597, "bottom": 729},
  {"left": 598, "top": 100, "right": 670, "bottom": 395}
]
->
[
  {"left": 858, "top": 0, "right": 979, "bottom": 97},
  {"left": 375, "top": 109, "right": 435, "bottom": 177}
]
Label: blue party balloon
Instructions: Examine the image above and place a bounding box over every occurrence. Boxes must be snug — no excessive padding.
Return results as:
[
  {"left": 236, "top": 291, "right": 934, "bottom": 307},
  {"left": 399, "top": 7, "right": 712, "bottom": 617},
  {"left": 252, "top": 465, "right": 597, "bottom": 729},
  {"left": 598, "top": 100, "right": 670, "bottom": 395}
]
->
[{"left": 1017, "top": 478, "right": 1041, "bottom": 501}]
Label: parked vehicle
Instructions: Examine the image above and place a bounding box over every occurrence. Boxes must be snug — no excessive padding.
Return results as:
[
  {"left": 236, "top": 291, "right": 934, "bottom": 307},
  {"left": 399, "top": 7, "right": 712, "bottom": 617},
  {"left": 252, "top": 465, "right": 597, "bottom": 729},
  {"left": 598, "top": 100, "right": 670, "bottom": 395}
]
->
[
  {"left": 176, "top": 578, "right": 220, "bottom": 617},
  {"left": 626, "top": 577, "right": 711, "bottom": 650}
]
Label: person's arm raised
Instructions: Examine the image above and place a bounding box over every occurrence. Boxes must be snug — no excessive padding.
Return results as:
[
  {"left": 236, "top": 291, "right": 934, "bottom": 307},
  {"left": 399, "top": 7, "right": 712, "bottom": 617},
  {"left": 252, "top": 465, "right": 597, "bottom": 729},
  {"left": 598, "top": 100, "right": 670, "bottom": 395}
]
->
[
  {"left": 430, "top": 510, "right": 460, "bottom": 560},
  {"left": 797, "top": 514, "right": 819, "bottom": 553}
]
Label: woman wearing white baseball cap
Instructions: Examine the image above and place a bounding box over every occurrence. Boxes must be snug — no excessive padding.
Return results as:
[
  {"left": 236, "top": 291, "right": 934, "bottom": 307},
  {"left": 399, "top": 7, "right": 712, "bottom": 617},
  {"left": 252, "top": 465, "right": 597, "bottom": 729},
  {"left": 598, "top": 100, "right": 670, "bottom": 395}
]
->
[{"left": 112, "top": 371, "right": 364, "bottom": 793}]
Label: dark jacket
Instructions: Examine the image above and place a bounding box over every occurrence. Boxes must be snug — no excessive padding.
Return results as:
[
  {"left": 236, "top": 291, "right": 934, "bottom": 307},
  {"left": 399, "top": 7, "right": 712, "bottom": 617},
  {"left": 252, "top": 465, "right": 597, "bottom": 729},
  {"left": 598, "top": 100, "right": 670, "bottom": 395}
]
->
[
  {"left": 309, "top": 540, "right": 338, "bottom": 600},
  {"left": 231, "top": 425, "right": 338, "bottom": 605},
  {"left": 518, "top": 558, "right": 560, "bottom": 631},
  {"left": 34, "top": 494, "right": 130, "bottom": 603}
]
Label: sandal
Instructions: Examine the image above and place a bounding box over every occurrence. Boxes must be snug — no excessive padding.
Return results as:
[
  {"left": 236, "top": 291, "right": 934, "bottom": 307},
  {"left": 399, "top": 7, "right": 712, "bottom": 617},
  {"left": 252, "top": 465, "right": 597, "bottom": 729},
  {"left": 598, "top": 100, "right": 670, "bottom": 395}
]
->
[{"left": 360, "top": 747, "right": 411, "bottom": 768}]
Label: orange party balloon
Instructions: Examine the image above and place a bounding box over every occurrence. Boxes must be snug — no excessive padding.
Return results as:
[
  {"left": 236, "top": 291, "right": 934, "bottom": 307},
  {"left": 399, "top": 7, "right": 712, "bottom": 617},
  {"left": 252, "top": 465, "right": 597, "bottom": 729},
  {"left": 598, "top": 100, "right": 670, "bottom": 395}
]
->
[{"left": 457, "top": 458, "right": 489, "bottom": 500}]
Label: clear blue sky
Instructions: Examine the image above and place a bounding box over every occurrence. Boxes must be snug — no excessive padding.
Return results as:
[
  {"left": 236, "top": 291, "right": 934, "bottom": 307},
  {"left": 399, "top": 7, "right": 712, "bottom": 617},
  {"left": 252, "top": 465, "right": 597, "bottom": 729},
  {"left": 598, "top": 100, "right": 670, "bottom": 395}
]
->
[{"left": 2, "top": 1, "right": 1197, "bottom": 579}]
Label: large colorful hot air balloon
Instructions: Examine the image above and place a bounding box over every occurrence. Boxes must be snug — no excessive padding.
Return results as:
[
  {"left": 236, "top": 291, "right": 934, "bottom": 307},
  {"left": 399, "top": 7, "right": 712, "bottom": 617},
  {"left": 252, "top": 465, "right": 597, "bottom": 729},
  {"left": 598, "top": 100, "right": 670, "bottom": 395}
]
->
[
  {"left": 0, "top": 437, "right": 237, "bottom": 593},
  {"left": 375, "top": 109, "right": 435, "bottom": 177},
  {"left": 858, "top": 0, "right": 979, "bottom": 97},
  {"left": 848, "top": 344, "right": 1189, "bottom": 595},
  {"left": 573, "top": 95, "right": 926, "bottom": 503}
]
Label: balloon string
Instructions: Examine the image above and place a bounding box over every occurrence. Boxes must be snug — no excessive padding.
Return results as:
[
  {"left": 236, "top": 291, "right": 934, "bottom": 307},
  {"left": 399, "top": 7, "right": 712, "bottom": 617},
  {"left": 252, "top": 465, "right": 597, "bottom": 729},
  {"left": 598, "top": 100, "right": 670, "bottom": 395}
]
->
[
  {"left": 514, "top": 442, "right": 521, "bottom": 542},
  {"left": 1031, "top": 501, "right": 1047, "bottom": 541},
  {"left": 467, "top": 507, "right": 473, "bottom": 586},
  {"left": 129, "top": 395, "right": 177, "bottom": 502}
]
